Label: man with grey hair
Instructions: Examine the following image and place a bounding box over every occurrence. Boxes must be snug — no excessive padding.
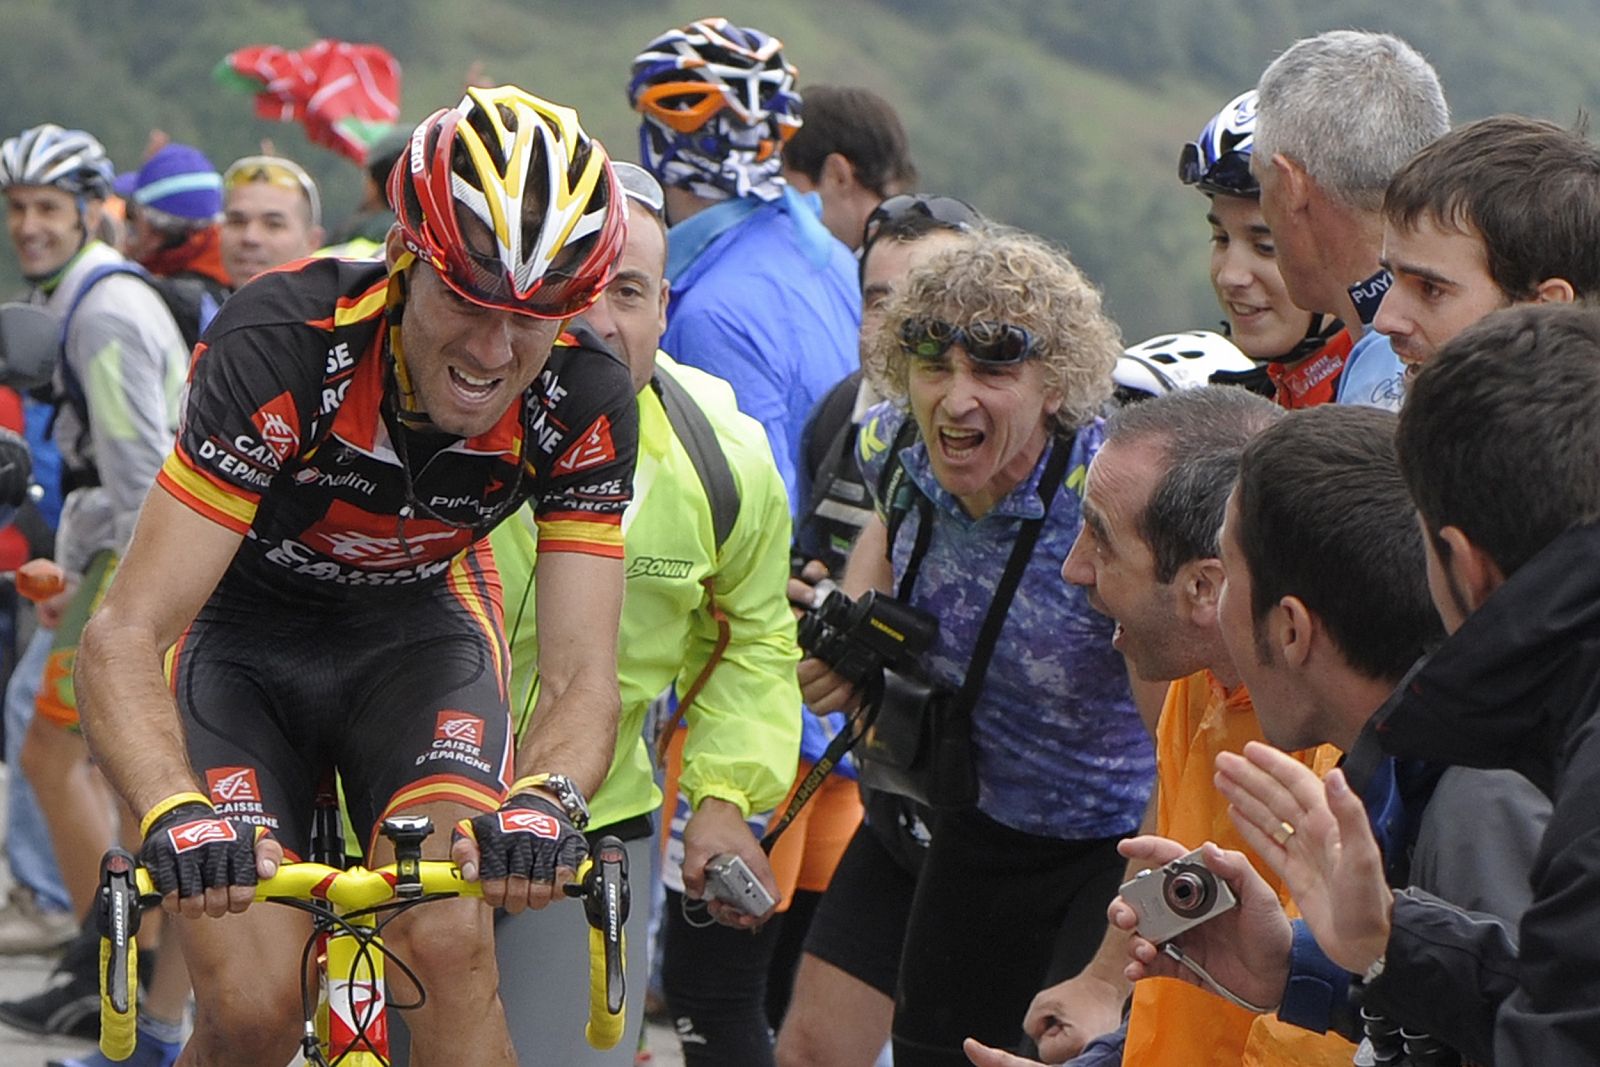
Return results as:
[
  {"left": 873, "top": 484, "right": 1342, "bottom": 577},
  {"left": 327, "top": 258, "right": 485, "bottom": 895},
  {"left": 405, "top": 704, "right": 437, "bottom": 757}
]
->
[{"left": 1251, "top": 29, "right": 1449, "bottom": 411}]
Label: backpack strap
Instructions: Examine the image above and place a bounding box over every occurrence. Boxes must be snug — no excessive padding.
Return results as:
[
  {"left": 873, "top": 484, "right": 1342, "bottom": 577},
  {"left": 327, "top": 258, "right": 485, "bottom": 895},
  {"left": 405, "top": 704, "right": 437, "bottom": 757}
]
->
[
  {"left": 875, "top": 414, "right": 922, "bottom": 559},
  {"left": 651, "top": 367, "right": 739, "bottom": 553},
  {"left": 56, "top": 262, "right": 152, "bottom": 421},
  {"left": 647, "top": 365, "right": 744, "bottom": 762}
]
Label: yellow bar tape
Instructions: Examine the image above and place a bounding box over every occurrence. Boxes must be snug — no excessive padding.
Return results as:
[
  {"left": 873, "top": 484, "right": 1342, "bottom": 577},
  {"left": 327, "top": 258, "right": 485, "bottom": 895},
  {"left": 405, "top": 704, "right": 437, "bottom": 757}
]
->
[{"left": 138, "top": 791, "right": 212, "bottom": 838}]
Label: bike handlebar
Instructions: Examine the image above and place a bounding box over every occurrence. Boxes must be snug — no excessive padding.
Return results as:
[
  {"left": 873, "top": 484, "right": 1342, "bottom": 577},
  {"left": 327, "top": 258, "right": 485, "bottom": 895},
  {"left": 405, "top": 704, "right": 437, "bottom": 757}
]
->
[
  {"left": 129, "top": 858, "right": 482, "bottom": 909},
  {"left": 97, "top": 836, "right": 629, "bottom": 1059}
]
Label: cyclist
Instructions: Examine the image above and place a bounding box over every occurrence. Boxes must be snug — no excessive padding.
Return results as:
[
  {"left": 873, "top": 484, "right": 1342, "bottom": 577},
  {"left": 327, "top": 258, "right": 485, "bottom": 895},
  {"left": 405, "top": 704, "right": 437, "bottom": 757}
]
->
[
  {"left": 71, "top": 86, "right": 635, "bottom": 1067},
  {"left": 478, "top": 161, "right": 801, "bottom": 1066},
  {"left": 0, "top": 122, "right": 189, "bottom": 1048},
  {"left": 1179, "top": 90, "right": 1352, "bottom": 408}
]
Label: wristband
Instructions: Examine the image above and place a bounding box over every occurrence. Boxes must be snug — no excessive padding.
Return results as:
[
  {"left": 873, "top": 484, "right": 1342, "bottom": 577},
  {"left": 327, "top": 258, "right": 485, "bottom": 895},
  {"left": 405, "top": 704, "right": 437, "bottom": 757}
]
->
[
  {"left": 510, "top": 772, "right": 590, "bottom": 829},
  {"left": 509, "top": 775, "right": 550, "bottom": 797},
  {"left": 139, "top": 791, "right": 212, "bottom": 837}
]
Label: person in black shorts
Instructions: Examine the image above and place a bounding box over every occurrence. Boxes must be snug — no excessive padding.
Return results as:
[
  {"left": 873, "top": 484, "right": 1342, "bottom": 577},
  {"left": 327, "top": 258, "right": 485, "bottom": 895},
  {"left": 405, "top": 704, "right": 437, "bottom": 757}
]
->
[{"left": 73, "top": 86, "right": 634, "bottom": 1067}]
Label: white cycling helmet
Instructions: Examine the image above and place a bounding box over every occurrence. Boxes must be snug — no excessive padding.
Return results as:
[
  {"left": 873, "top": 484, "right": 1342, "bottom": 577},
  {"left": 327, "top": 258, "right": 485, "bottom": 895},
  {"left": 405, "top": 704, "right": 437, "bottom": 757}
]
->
[
  {"left": 1115, "top": 331, "right": 1258, "bottom": 400},
  {"left": 0, "top": 124, "right": 114, "bottom": 198}
]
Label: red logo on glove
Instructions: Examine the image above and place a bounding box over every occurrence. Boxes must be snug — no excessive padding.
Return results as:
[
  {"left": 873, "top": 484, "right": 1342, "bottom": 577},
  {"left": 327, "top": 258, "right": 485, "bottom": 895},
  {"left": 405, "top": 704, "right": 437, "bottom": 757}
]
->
[
  {"left": 168, "top": 818, "right": 239, "bottom": 853},
  {"left": 498, "top": 809, "right": 560, "bottom": 839}
]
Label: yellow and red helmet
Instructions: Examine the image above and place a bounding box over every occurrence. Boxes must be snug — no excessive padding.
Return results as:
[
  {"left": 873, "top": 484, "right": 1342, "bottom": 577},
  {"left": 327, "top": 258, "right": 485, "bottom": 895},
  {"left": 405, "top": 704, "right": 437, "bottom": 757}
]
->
[{"left": 389, "top": 85, "right": 625, "bottom": 319}]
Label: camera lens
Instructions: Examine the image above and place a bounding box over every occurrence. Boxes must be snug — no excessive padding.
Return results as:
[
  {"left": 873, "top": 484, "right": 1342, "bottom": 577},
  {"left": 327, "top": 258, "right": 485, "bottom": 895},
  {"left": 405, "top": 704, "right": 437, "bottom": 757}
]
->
[{"left": 1162, "top": 864, "right": 1216, "bottom": 918}]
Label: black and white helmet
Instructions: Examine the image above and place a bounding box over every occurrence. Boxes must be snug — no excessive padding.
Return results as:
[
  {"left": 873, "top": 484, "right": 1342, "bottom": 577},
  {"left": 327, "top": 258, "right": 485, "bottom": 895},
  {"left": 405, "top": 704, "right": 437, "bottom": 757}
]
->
[
  {"left": 1115, "top": 331, "right": 1259, "bottom": 402},
  {"left": 0, "top": 124, "right": 115, "bottom": 198},
  {"left": 1178, "top": 90, "right": 1258, "bottom": 197}
]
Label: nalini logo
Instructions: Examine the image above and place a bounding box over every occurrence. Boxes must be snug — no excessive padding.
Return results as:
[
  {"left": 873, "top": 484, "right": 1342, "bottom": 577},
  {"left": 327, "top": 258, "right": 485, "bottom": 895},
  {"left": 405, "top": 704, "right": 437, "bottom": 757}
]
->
[
  {"left": 499, "top": 809, "right": 560, "bottom": 839},
  {"left": 169, "top": 819, "right": 237, "bottom": 852},
  {"left": 207, "top": 767, "right": 260, "bottom": 804},
  {"left": 435, "top": 712, "right": 485, "bottom": 748}
]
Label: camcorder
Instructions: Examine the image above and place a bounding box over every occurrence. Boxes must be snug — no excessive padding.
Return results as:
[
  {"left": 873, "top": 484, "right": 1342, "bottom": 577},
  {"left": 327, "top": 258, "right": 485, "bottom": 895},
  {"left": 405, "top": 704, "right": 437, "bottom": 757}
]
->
[
  {"left": 796, "top": 588, "right": 939, "bottom": 690},
  {"left": 1118, "top": 847, "right": 1238, "bottom": 945}
]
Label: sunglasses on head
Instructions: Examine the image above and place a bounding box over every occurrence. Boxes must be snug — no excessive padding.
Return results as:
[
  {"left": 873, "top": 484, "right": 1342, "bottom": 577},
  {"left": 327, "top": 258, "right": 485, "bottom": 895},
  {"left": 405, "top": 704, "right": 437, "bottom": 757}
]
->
[
  {"left": 223, "top": 155, "right": 323, "bottom": 227},
  {"left": 861, "top": 194, "right": 980, "bottom": 252},
  {"left": 898, "top": 318, "right": 1038, "bottom": 365},
  {"left": 612, "top": 160, "right": 665, "bottom": 217},
  {"left": 1178, "top": 143, "right": 1256, "bottom": 197}
]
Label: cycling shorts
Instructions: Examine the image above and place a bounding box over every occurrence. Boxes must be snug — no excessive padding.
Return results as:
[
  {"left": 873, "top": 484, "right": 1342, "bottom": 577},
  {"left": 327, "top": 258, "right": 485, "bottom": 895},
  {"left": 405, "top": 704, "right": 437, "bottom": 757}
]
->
[{"left": 170, "top": 546, "right": 514, "bottom": 860}]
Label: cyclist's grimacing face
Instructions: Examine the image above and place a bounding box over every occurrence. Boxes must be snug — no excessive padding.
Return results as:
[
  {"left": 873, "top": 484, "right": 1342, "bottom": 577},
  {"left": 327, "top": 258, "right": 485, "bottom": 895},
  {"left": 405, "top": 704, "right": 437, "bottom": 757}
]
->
[
  {"left": 5, "top": 185, "right": 93, "bottom": 278},
  {"left": 1207, "top": 193, "right": 1313, "bottom": 361},
  {"left": 396, "top": 257, "right": 563, "bottom": 438},
  {"left": 580, "top": 211, "right": 668, "bottom": 392}
]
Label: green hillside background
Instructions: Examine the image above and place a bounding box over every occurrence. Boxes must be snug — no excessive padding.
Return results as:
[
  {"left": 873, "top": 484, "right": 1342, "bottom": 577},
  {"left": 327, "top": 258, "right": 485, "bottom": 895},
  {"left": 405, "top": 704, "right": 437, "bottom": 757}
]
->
[{"left": 4, "top": 0, "right": 1599, "bottom": 341}]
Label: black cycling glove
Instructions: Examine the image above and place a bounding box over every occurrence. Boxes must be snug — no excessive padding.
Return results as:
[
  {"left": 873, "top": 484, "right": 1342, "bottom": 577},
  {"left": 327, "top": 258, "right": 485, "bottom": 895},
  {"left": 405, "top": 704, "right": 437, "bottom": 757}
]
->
[
  {"left": 455, "top": 792, "right": 587, "bottom": 883},
  {"left": 140, "top": 798, "right": 265, "bottom": 899}
]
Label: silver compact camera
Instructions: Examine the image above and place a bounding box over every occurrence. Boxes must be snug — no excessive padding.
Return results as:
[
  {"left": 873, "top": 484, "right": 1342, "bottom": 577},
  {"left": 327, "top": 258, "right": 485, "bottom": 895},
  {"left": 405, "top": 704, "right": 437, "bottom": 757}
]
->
[
  {"left": 702, "top": 853, "right": 777, "bottom": 917},
  {"left": 1118, "top": 846, "right": 1238, "bottom": 944}
]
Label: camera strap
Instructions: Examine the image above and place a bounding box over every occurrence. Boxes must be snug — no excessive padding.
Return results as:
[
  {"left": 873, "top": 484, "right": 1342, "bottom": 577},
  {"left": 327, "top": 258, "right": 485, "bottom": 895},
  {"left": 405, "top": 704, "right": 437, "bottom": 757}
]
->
[
  {"left": 938, "top": 433, "right": 1073, "bottom": 721},
  {"left": 762, "top": 433, "right": 1072, "bottom": 850}
]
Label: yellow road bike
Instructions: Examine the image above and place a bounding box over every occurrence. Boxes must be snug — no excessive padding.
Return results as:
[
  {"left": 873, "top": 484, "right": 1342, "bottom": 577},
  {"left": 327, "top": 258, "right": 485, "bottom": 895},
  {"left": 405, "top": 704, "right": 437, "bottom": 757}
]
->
[{"left": 93, "top": 814, "right": 629, "bottom": 1065}]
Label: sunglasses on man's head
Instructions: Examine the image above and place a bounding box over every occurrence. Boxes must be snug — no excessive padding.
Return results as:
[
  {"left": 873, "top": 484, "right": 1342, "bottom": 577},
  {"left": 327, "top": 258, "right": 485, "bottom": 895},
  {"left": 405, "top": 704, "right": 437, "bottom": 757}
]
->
[
  {"left": 861, "top": 194, "right": 980, "bottom": 251},
  {"left": 611, "top": 160, "right": 666, "bottom": 218},
  {"left": 223, "top": 155, "right": 322, "bottom": 226},
  {"left": 1178, "top": 143, "right": 1256, "bottom": 197},
  {"left": 898, "top": 318, "right": 1038, "bottom": 365}
]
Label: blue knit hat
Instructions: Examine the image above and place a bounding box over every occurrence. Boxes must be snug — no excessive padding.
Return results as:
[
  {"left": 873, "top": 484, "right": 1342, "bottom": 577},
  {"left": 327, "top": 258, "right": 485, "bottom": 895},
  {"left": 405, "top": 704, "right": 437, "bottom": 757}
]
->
[{"left": 117, "top": 143, "right": 223, "bottom": 221}]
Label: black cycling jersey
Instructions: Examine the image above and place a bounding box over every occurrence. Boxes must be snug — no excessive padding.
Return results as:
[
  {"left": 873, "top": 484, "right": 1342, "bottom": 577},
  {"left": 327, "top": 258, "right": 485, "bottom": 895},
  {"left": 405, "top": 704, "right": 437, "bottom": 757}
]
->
[{"left": 158, "top": 256, "right": 638, "bottom": 606}]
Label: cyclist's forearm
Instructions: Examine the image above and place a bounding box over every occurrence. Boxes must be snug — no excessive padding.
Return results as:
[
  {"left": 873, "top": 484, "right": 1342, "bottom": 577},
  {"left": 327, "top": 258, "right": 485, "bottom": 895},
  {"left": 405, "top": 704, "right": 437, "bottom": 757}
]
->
[
  {"left": 78, "top": 609, "right": 201, "bottom": 818},
  {"left": 522, "top": 551, "right": 624, "bottom": 796},
  {"left": 516, "top": 669, "right": 619, "bottom": 797}
]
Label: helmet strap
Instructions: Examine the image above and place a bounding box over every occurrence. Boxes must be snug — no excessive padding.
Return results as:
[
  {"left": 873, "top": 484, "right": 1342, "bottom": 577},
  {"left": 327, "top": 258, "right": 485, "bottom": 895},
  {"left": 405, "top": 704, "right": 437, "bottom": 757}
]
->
[
  {"left": 384, "top": 250, "right": 431, "bottom": 427},
  {"left": 1262, "top": 312, "right": 1346, "bottom": 366}
]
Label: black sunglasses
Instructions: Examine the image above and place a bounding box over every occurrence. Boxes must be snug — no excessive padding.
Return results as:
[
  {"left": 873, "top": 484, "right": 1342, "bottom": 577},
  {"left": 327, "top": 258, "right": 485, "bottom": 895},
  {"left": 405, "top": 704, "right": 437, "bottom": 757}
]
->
[
  {"left": 861, "top": 194, "right": 980, "bottom": 253},
  {"left": 1178, "top": 143, "right": 1257, "bottom": 197},
  {"left": 898, "top": 318, "right": 1038, "bottom": 365}
]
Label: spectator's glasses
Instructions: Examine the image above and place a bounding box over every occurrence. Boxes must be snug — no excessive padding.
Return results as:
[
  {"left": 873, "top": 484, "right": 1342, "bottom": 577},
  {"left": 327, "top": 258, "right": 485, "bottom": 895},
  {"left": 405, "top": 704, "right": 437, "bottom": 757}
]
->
[
  {"left": 898, "top": 318, "right": 1039, "bottom": 365},
  {"left": 860, "top": 194, "right": 979, "bottom": 252},
  {"left": 223, "top": 155, "right": 323, "bottom": 227},
  {"left": 1178, "top": 143, "right": 1256, "bottom": 196},
  {"left": 612, "top": 161, "right": 665, "bottom": 218}
]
